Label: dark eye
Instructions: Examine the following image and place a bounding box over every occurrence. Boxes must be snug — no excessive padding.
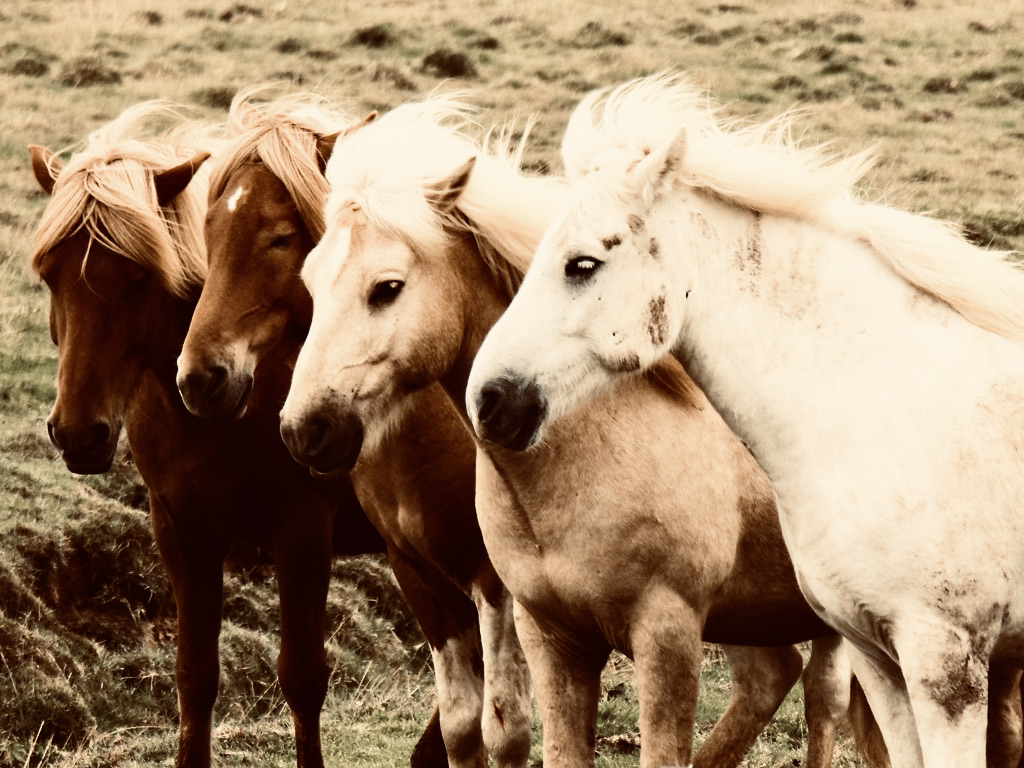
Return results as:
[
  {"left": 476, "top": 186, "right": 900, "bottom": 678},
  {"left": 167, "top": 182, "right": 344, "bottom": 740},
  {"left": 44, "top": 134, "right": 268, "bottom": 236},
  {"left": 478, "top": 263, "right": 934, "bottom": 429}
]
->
[
  {"left": 565, "top": 255, "right": 603, "bottom": 281},
  {"left": 268, "top": 232, "right": 296, "bottom": 249},
  {"left": 369, "top": 279, "right": 404, "bottom": 307}
]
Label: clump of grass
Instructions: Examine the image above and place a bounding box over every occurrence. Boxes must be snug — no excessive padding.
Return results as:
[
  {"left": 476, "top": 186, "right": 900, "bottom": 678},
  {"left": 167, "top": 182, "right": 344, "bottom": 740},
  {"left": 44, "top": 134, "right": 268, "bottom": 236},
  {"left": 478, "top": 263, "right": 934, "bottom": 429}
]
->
[
  {"left": 372, "top": 63, "right": 418, "bottom": 91},
  {"left": 569, "top": 21, "right": 631, "bottom": 48},
  {"left": 421, "top": 49, "right": 477, "bottom": 78},
  {"left": 1003, "top": 80, "right": 1024, "bottom": 100},
  {"left": 218, "top": 3, "right": 262, "bottom": 22},
  {"left": 922, "top": 76, "right": 962, "bottom": 93},
  {"left": 351, "top": 23, "right": 400, "bottom": 49},
  {"left": 57, "top": 58, "right": 122, "bottom": 88},
  {"left": 275, "top": 37, "right": 305, "bottom": 54},
  {"left": 191, "top": 86, "right": 236, "bottom": 110}
]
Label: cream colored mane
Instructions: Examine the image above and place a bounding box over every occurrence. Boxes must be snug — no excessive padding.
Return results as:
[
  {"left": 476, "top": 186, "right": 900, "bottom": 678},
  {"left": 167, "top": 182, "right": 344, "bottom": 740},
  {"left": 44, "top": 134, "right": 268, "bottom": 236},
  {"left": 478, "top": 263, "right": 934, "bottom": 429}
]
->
[
  {"left": 31, "top": 101, "right": 216, "bottom": 299},
  {"left": 564, "top": 72, "right": 1024, "bottom": 342},
  {"left": 210, "top": 88, "right": 354, "bottom": 242},
  {"left": 324, "top": 96, "right": 567, "bottom": 301}
]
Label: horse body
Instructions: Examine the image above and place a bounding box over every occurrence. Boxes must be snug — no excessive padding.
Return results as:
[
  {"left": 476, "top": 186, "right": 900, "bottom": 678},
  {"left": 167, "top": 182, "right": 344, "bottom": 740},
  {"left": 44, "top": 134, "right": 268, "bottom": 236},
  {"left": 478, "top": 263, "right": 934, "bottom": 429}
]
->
[
  {"left": 466, "top": 73, "right": 1024, "bottom": 768},
  {"left": 279, "top": 97, "right": 867, "bottom": 768},
  {"left": 174, "top": 92, "right": 530, "bottom": 768},
  {"left": 26, "top": 107, "right": 421, "bottom": 768}
]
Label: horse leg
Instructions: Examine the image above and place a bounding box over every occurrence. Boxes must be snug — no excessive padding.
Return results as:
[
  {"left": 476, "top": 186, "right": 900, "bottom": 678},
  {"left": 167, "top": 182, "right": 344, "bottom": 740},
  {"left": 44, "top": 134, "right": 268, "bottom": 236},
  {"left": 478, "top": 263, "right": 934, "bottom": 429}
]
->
[
  {"left": 512, "top": 600, "right": 609, "bottom": 768},
  {"left": 472, "top": 578, "right": 532, "bottom": 768},
  {"left": 692, "top": 644, "right": 802, "bottom": 768},
  {"left": 389, "top": 552, "right": 488, "bottom": 768},
  {"left": 410, "top": 704, "right": 447, "bottom": 768},
  {"left": 987, "top": 661, "right": 1023, "bottom": 768},
  {"left": 801, "top": 635, "right": 852, "bottom": 768},
  {"left": 630, "top": 590, "right": 705, "bottom": 768},
  {"left": 846, "top": 642, "right": 925, "bottom": 768},
  {"left": 272, "top": 510, "right": 333, "bottom": 768},
  {"left": 149, "top": 498, "right": 224, "bottom": 768},
  {"left": 895, "top": 623, "right": 993, "bottom": 768}
]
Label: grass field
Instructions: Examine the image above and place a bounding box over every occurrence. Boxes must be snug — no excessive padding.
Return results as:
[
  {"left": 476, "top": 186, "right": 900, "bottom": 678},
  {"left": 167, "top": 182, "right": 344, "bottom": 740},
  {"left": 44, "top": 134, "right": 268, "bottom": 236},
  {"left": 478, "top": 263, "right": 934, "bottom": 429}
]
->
[{"left": 2, "top": 0, "right": 1023, "bottom": 766}]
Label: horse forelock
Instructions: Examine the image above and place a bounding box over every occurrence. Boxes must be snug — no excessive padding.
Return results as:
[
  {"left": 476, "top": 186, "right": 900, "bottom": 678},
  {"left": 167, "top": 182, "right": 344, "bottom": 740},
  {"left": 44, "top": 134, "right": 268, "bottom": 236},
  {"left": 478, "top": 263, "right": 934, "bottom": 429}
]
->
[
  {"left": 31, "top": 106, "right": 213, "bottom": 299},
  {"left": 325, "top": 96, "right": 567, "bottom": 302},
  {"left": 566, "top": 72, "right": 1024, "bottom": 342},
  {"left": 211, "top": 91, "right": 352, "bottom": 241}
]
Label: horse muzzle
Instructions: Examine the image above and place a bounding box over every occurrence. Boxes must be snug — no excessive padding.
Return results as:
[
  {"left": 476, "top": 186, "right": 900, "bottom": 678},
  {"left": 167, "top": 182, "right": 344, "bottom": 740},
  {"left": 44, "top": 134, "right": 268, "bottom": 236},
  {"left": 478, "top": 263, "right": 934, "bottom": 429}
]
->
[
  {"left": 176, "top": 359, "right": 253, "bottom": 421},
  {"left": 280, "top": 403, "right": 365, "bottom": 478},
  {"left": 47, "top": 417, "right": 119, "bottom": 474},
  {"left": 472, "top": 375, "right": 548, "bottom": 451}
]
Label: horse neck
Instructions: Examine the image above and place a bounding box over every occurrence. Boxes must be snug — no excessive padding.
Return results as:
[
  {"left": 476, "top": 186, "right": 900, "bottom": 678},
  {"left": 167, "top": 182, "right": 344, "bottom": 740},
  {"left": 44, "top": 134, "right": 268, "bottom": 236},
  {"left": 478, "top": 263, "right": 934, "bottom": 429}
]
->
[
  {"left": 437, "top": 234, "right": 515, "bottom": 426},
  {"left": 669, "top": 191, "right": 967, "bottom": 478}
]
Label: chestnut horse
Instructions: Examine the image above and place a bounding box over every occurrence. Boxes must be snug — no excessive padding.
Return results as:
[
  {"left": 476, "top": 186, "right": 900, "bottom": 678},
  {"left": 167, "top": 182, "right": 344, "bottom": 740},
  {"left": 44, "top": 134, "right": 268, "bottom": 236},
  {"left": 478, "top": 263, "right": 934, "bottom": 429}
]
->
[
  {"left": 27, "top": 103, "right": 444, "bottom": 768},
  {"left": 277, "top": 97, "right": 877, "bottom": 768},
  {"left": 174, "top": 91, "right": 531, "bottom": 768}
]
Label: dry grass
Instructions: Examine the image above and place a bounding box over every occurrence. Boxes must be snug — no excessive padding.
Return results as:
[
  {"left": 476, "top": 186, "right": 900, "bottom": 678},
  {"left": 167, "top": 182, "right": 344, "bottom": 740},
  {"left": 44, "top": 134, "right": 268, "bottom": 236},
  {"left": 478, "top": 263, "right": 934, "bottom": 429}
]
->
[{"left": 3, "top": 0, "right": 1023, "bottom": 765}]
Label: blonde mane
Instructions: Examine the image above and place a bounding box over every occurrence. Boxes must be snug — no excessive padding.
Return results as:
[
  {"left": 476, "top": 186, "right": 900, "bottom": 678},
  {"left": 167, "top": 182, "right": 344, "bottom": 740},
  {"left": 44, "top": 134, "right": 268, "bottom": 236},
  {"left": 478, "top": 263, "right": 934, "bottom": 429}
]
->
[
  {"left": 211, "top": 88, "right": 355, "bottom": 242},
  {"left": 31, "top": 101, "right": 217, "bottom": 299},
  {"left": 565, "top": 72, "right": 1024, "bottom": 342},
  {"left": 324, "top": 95, "right": 567, "bottom": 300}
]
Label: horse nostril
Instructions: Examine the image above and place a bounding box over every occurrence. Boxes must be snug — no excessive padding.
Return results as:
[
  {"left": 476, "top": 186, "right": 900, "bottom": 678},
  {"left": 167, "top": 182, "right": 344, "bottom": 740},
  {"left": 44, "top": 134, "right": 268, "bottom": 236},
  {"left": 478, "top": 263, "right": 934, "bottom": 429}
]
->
[
  {"left": 281, "top": 407, "right": 364, "bottom": 476},
  {"left": 282, "top": 413, "right": 327, "bottom": 463},
  {"left": 474, "top": 376, "right": 547, "bottom": 451},
  {"left": 46, "top": 419, "right": 60, "bottom": 450},
  {"left": 476, "top": 380, "right": 507, "bottom": 427},
  {"left": 88, "top": 422, "right": 111, "bottom": 452}
]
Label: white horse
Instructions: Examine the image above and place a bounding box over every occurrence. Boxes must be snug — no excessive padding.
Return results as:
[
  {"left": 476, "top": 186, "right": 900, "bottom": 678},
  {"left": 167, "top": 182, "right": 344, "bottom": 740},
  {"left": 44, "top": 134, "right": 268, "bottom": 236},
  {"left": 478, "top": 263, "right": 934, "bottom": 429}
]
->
[{"left": 467, "top": 72, "right": 1024, "bottom": 768}]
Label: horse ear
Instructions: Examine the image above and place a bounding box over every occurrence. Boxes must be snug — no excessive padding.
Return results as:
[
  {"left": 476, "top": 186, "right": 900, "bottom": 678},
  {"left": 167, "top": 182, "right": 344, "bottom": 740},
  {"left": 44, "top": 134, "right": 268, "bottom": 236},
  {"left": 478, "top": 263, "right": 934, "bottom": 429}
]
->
[
  {"left": 431, "top": 156, "right": 476, "bottom": 214},
  {"left": 154, "top": 151, "right": 211, "bottom": 206},
  {"left": 29, "top": 145, "right": 62, "bottom": 196},
  {"left": 632, "top": 127, "right": 688, "bottom": 201},
  {"left": 316, "top": 111, "right": 377, "bottom": 174}
]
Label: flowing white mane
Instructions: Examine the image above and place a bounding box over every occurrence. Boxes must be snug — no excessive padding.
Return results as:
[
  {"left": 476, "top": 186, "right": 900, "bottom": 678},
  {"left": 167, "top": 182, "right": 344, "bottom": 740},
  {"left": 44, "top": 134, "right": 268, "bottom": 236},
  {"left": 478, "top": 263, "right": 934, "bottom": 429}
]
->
[
  {"left": 324, "top": 95, "right": 566, "bottom": 299},
  {"left": 564, "top": 72, "right": 1024, "bottom": 342}
]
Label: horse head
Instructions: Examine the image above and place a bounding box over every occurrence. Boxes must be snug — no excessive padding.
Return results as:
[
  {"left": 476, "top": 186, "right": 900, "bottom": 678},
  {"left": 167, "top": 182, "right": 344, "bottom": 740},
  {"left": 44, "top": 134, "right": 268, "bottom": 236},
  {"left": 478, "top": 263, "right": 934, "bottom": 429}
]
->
[{"left": 30, "top": 139, "right": 209, "bottom": 473}]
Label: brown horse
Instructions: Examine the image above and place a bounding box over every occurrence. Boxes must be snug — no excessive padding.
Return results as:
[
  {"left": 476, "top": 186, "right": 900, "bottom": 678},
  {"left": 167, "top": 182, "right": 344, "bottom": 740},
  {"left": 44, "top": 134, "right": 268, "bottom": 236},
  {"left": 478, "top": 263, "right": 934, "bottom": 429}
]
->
[
  {"left": 277, "top": 98, "right": 876, "bottom": 768},
  {"left": 27, "top": 103, "right": 443, "bottom": 768},
  {"left": 174, "top": 92, "right": 531, "bottom": 768}
]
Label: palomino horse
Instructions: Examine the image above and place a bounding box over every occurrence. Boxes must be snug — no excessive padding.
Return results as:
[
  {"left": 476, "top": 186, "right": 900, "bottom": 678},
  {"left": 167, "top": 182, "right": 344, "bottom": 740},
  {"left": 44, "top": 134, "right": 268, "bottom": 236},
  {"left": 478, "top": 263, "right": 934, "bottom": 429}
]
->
[
  {"left": 277, "top": 96, "right": 875, "bottom": 768},
  {"left": 466, "top": 73, "right": 1024, "bottom": 768},
  {"left": 27, "top": 104, "right": 443, "bottom": 768},
  {"left": 174, "top": 91, "right": 531, "bottom": 768}
]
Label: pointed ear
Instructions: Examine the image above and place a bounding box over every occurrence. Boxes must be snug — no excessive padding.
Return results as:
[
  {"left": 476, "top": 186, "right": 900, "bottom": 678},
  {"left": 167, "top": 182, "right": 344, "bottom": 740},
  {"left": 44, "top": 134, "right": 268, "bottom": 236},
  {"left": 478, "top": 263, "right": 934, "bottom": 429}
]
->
[
  {"left": 316, "top": 111, "right": 377, "bottom": 174},
  {"left": 631, "top": 127, "right": 687, "bottom": 201},
  {"left": 154, "top": 151, "right": 211, "bottom": 206},
  {"left": 430, "top": 156, "right": 476, "bottom": 214},
  {"left": 29, "top": 145, "right": 62, "bottom": 195}
]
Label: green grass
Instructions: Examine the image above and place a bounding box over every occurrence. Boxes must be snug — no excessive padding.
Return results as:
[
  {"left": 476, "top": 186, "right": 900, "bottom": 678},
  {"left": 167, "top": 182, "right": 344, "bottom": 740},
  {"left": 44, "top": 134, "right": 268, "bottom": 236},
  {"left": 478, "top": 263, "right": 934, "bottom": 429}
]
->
[{"left": 3, "top": 0, "right": 1024, "bottom": 765}]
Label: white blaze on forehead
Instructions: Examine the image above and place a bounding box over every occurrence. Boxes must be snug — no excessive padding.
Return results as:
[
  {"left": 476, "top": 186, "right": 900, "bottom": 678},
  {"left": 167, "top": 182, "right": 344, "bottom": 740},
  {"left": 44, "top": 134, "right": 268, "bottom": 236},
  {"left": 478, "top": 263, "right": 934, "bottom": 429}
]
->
[
  {"left": 226, "top": 184, "right": 248, "bottom": 213},
  {"left": 301, "top": 221, "right": 354, "bottom": 295}
]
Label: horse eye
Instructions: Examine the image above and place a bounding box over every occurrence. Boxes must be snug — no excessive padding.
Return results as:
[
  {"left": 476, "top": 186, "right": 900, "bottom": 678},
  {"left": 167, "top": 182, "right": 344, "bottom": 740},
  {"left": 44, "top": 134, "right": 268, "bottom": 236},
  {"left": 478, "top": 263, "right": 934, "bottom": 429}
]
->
[
  {"left": 565, "top": 255, "right": 603, "bottom": 281},
  {"left": 369, "top": 279, "right": 404, "bottom": 307},
  {"left": 269, "top": 232, "right": 296, "bottom": 249}
]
